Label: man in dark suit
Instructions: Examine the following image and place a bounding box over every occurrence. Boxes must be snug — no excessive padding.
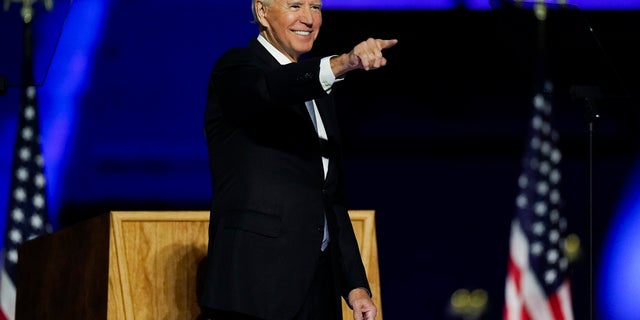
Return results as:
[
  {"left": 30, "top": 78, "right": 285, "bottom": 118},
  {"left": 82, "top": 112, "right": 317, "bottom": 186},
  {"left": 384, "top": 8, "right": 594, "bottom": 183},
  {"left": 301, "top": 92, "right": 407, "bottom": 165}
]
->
[{"left": 200, "top": 0, "right": 397, "bottom": 319}]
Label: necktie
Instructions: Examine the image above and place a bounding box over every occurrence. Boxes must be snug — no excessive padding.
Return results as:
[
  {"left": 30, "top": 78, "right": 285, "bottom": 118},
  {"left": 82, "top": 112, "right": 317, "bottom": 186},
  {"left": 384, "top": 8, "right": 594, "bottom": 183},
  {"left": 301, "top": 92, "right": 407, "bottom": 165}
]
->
[
  {"left": 321, "top": 215, "right": 329, "bottom": 251},
  {"left": 305, "top": 100, "right": 317, "bottom": 131}
]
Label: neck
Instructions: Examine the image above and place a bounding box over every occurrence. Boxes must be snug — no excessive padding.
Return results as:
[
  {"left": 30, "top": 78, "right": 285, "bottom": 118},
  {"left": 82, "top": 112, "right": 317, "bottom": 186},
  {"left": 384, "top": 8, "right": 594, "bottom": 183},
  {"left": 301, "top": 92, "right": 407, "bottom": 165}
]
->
[{"left": 260, "top": 31, "right": 298, "bottom": 62}]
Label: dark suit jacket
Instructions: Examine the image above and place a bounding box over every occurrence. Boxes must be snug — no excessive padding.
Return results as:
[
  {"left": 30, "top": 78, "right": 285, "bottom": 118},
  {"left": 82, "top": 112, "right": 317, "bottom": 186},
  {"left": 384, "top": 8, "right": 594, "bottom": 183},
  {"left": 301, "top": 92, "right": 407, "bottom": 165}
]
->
[{"left": 200, "top": 38, "right": 371, "bottom": 320}]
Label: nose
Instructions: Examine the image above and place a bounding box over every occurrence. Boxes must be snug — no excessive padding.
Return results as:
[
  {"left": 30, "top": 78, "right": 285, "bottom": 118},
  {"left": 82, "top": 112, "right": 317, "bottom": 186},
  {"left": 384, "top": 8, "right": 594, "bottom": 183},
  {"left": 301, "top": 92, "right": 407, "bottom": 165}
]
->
[{"left": 299, "top": 6, "right": 314, "bottom": 24}]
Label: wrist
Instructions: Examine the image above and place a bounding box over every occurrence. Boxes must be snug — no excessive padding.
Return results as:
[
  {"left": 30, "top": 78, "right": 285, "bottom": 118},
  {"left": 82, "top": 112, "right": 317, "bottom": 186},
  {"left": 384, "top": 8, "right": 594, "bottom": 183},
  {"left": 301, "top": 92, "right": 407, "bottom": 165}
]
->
[{"left": 330, "top": 53, "right": 355, "bottom": 79}]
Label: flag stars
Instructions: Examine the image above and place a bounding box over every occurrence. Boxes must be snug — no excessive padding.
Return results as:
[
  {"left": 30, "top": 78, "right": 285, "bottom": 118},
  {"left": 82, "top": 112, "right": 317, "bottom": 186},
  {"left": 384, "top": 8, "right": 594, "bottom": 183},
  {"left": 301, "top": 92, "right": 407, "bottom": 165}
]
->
[
  {"left": 30, "top": 214, "right": 44, "bottom": 229},
  {"left": 11, "top": 208, "right": 24, "bottom": 223},
  {"left": 507, "top": 80, "right": 573, "bottom": 317},
  {"left": 13, "top": 187, "right": 26, "bottom": 202},
  {"left": 34, "top": 173, "right": 45, "bottom": 188},
  {"left": 26, "top": 86, "right": 36, "bottom": 99},
  {"left": 16, "top": 167, "right": 29, "bottom": 182},
  {"left": 19, "top": 147, "right": 31, "bottom": 161},
  {"left": 33, "top": 193, "right": 45, "bottom": 209},
  {"left": 24, "top": 105, "right": 35, "bottom": 120},
  {"left": 559, "top": 257, "right": 569, "bottom": 271},
  {"left": 533, "top": 94, "right": 545, "bottom": 109},
  {"left": 516, "top": 194, "right": 528, "bottom": 209},
  {"left": 531, "top": 242, "right": 544, "bottom": 256},
  {"left": 533, "top": 221, "right": 546, "bottom": 235},
  {"left": 532, "top": 115, "right": 543, "bottom": 130},
  {"left": 7, "top": 249, "right": 18, "bottom": 264},
  {"left": 536, "top": 181, "right": 549, "bottom": 196},
  {"left": 518, "top": 174, "right": 529, "bottom": 189},
  {"left": 539, "top": 161, "right": 551, "bottom": 175},
  {"left": 546, "top": 249, "right": 559, "bottom": 264},
  {"left": 559, "top": 217, "right": 567, "bottom": 231},
  {"left": 534, "top": 202, "right": 547, "bottom": 217},
  {"left": 541, "top": 122, "right": 551, "bottom": 136},
  {"left": 35, "top": 154, "right": 44, "bottom": 167},
  {"left": 540, "top": 141, "right": 552, "bottom": 156},
  {"left": 9, "top": 228, "right": 22, "bottom": 244},
  {"left": 551, "top": 149, "right": 561, "bottom": 163},
  {"left": 544, "top": 269, "right": 557, "bottom": 284},
  {"left": 21, "top": 126, "right": 33, "bottom": 141},
  {"left": 530, "top": 136, "right": 541, "bottom": 150},
  {"left": 550, "top": 189, "right": 561, "bottom": 204},
  {"left": 550, "top": 169, "right": 561, "bottom": 184},
  {"left": 3, "top": 81, "right": 51, "bottom": 307}
]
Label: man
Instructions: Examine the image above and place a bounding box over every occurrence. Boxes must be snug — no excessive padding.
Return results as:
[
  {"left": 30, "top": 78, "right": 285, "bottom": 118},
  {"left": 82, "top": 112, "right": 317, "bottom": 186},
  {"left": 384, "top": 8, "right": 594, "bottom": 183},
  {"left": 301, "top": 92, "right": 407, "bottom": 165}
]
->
[{"left": 200, "top": 0, "right": 397, "bottom": 319}]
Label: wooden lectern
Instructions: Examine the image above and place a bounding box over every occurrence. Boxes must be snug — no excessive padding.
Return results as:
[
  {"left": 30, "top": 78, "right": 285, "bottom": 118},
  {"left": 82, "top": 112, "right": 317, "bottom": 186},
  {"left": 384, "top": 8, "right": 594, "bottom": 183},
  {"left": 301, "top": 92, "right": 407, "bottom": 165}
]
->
[{"left": 16, "top": 210, "right": 381, "bottom": 320}]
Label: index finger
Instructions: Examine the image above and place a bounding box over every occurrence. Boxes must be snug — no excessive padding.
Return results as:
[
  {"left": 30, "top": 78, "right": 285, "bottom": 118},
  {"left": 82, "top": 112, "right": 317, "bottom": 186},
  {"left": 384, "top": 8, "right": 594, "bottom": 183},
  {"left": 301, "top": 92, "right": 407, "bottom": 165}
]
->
[{"left": 377, "top": 38, "right": 398, "bottom": 50}]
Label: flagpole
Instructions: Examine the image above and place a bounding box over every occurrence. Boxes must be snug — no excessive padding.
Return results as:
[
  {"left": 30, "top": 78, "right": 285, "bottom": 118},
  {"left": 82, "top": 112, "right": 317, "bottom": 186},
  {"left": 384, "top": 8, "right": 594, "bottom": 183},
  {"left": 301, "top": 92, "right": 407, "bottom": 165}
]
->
[
  {"left": 2, "top": 0, "right": 55, "bottom": 83},
  {"left": 569, "top": 84, "right": 600, "bottom": 320},
  {"left": 22, "top": 2, "right": 34, "bottom": 85}
]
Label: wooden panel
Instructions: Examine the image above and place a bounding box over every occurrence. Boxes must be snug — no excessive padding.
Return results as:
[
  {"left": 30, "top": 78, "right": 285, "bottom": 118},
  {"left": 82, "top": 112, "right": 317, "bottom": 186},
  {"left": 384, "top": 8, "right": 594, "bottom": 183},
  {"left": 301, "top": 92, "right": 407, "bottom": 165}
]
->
[
  {"left": 107, "top": 210, "right": 382, "bottom": 320},
  {"left": 16, "top": 212, "right": 111, "bottom": 320},
  {"left": 107, "top": 211, "right": 209, "bottom": 320},
  {"left": 342, "top": 210, "right": 383, "bottom": 320}
]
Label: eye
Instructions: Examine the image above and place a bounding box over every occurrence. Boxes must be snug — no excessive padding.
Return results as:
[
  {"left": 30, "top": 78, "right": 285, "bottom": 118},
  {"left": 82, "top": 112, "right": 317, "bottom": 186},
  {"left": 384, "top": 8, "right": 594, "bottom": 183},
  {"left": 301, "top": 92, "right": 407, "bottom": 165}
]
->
[{"left": 311, "top": 4, "right": 322, "bottom": 11}]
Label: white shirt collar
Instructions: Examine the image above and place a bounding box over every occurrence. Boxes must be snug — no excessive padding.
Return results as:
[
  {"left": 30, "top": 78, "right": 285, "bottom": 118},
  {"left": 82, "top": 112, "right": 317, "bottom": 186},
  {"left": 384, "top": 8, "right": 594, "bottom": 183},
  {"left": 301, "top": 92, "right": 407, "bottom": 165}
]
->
[{"left": 257, "top": 34, "right": 292, "bottom": 65}]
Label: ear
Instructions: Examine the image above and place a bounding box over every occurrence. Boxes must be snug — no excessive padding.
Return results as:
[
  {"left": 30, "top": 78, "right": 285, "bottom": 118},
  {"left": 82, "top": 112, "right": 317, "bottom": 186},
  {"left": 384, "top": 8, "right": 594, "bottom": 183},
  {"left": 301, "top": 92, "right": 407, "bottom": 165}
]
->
[{"left": 255, "top": 0, "right": 269, "bottom": 27}]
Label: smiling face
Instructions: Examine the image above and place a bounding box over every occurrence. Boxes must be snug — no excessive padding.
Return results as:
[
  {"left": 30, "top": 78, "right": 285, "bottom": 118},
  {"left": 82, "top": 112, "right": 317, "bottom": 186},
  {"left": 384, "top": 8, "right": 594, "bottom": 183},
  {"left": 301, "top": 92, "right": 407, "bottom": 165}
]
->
[{"left": 255, "top": 0, "right": 323, "bottom": 62}]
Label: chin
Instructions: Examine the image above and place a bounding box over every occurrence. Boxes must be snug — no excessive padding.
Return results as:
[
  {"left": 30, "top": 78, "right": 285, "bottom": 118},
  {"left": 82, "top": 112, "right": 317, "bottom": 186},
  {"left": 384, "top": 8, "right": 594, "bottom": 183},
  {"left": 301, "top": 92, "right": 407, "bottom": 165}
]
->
[{"left": 296, "top": 44, "right": 314, "bottom": 54}]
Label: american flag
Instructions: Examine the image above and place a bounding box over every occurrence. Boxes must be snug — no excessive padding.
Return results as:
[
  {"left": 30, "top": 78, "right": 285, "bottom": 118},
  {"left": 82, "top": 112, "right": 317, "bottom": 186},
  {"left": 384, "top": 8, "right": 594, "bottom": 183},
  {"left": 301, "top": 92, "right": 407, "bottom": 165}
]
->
[
  {"left": 0, "top": 82, "right": 52, "bottom": 320},
  {"left": 503, "top": 80, "right": 574, "bottom": 320}
]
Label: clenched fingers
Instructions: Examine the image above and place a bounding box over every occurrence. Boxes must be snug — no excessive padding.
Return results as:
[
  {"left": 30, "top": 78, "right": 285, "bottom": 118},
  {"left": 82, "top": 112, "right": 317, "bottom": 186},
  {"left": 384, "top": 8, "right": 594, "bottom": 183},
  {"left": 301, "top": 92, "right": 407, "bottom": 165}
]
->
[{"left": 351, "top": 38, "right": 398, "bottom": 71}]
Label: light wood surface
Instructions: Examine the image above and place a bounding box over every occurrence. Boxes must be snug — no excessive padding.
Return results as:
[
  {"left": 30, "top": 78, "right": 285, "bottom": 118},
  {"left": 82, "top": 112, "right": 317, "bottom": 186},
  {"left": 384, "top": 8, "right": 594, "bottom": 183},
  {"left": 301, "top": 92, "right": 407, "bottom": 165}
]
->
[
  {"left": 106, "top": 211, "right": 210, "bottom": 320},
  {"left": 342, "top": 210, "right": 383, "bottom": 320}
]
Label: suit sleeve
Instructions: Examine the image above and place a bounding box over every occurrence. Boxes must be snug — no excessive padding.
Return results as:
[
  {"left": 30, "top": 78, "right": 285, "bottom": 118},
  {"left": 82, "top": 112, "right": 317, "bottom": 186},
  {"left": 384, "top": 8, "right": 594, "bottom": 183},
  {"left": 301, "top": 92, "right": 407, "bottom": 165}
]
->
[{"left": 209, "top": 49, "right": 328, "bottom": 122}]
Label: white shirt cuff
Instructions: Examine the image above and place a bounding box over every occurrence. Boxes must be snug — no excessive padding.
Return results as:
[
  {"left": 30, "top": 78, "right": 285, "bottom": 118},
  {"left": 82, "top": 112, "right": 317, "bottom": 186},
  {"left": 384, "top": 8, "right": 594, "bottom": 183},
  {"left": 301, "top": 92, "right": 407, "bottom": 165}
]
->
[{"left": 320, "top": 55, "right": 343, "bottom": 93}]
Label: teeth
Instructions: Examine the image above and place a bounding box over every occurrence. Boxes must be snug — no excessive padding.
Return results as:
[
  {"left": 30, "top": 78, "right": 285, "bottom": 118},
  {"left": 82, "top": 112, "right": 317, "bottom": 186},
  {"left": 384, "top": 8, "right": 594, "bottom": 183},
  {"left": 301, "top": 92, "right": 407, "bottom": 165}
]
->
[{"left": 293, "top": 31, "right": 310, "bottom": 35}]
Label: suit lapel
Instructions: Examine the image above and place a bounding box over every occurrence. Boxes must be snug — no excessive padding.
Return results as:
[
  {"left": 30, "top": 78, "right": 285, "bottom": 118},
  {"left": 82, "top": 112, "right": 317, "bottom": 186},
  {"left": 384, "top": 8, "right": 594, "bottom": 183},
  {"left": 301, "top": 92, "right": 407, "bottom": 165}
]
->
[
  {"left": 249, "top": 38, "right": 320, "bottom": 132},
  {"left": 248, "top": 38, "right": 281, "bottom": 69}
]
